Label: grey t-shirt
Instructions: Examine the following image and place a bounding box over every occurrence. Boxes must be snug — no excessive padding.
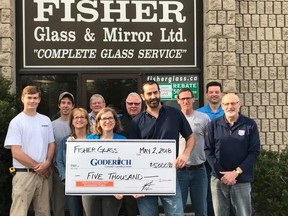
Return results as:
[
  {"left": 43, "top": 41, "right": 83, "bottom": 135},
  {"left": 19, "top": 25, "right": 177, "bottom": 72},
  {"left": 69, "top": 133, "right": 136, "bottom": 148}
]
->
[
  {"left": 179, "top": 110, "right": 210, "bottom": 165},
  {"left": 52, "top": 118, "right": 70, "bottom": 146}
]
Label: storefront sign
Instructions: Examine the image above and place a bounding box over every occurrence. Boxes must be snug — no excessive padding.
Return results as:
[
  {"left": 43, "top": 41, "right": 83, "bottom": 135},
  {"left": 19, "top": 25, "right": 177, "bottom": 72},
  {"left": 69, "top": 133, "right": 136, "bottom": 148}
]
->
[
  {"left": 22, "top": 0, "right": 197, "bottom": 68},
  {"left": 66, "top": 139, "right": 176, "bottom": 195}
]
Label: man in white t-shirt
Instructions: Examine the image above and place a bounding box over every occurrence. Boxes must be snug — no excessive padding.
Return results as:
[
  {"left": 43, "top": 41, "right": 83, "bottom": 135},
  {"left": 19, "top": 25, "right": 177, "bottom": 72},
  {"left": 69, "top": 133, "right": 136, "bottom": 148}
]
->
[
  {"left": 51, "top": 92, "right": 75, "bottom": 216},
  {"left": 4, "top": 85, "right": 55, "bottom": 216}
]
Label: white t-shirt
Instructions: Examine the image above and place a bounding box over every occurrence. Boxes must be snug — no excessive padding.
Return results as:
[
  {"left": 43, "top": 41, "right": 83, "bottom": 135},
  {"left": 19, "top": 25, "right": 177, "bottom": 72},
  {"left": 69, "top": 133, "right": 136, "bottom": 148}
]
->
[{"left": 4, "top": 112, "right": 55, "bottom": 168}]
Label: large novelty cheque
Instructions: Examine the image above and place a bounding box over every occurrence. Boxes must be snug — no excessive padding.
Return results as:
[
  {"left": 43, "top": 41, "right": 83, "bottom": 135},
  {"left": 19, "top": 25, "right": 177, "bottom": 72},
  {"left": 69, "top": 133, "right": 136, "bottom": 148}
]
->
[{"left": 65, "top": 139, "right": 176, "bottom": 195}]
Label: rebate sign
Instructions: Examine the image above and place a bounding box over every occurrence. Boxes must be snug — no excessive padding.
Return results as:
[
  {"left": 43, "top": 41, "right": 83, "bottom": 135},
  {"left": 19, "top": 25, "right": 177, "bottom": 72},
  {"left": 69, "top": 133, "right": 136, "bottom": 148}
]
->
[{"left": 22, "top": 0, "right": 197, "bottom": 68}]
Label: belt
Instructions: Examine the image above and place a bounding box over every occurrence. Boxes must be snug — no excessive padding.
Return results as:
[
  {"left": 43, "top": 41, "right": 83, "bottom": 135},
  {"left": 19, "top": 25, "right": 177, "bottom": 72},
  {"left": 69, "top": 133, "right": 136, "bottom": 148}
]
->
[
  {"left": 15, "top": 168, "right": 35, "bottom": 172},
  {"left": 180, "top": 163, "right": 204, "bottom": 171}
]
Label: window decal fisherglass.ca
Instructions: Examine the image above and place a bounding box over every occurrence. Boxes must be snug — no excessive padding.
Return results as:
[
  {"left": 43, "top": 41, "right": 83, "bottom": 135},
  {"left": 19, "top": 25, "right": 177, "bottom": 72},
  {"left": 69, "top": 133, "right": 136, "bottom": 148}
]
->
[
  {"left": 147, "top": 75, "right": 199, "bottom": 100},
  {"left": 22, "top": 0, "right": 197, "bottom": 68}
]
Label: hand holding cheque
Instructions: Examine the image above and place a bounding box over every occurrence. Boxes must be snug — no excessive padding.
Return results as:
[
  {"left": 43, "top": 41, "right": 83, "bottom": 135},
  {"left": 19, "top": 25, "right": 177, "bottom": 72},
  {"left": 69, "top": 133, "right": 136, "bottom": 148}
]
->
[{"left": 65, "top": 139, "right": 177, "bottom": 196}]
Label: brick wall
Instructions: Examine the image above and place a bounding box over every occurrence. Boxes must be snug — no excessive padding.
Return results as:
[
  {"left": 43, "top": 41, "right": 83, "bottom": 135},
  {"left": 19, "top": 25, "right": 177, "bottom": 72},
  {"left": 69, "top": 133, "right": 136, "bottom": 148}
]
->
[
  {"left": 205, "top": 0, "right": 288, "bottom": 151},
  {"left": 236, "top": 0, "right": 288, "bottom": 151},
  {"left": 0, "top": 0, "right": 15, "bottom": 89},
  {"left": 205, "top": 0, "right": 237, "bottom": 93}
]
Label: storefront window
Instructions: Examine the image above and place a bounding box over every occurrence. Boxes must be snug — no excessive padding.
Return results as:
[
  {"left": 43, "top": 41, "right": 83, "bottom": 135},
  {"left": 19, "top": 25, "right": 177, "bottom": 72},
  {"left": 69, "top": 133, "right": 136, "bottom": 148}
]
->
[
  {"left": 85, "top": 78, "right": 138, "bottom": 114},
  {"left": 19, "top": 75, "right": 77, "bottom": 119}
]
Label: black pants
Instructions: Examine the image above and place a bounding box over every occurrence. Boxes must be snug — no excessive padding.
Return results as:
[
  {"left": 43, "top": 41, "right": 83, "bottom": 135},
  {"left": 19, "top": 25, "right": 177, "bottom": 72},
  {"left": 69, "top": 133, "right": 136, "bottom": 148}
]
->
[
  {"left": 119, "top": 196, "right": 139, "bottom": 216},
  {"left": 82, "top": 195, "right": 122, "bottom": 216}
]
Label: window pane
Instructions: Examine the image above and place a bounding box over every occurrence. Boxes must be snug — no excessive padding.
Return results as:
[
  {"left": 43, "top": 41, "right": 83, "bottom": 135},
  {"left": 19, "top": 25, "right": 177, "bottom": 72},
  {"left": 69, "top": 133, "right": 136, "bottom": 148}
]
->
[
  {"left": 86, "top": 78, "right": 138, "bottom": 114},
  {"left": 19, "top": 75, "right": 77, "bottom": 119}
]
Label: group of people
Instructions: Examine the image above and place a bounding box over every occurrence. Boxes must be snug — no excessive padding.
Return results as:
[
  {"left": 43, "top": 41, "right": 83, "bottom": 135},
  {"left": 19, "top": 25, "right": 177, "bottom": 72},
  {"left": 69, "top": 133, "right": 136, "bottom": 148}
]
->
[{"left": 4, "top": 80, "right": 260, "bottom": 216}]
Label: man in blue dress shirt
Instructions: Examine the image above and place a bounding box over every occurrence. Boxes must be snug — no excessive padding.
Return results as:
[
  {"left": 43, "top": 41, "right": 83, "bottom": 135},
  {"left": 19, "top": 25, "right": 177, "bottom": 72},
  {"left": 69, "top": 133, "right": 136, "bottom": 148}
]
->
[
  {"left": 197, "top": 81, "right": 224, "bottom": 120},
  {"left": 197, "top": 81, "right": 224, "bottom": 216}
]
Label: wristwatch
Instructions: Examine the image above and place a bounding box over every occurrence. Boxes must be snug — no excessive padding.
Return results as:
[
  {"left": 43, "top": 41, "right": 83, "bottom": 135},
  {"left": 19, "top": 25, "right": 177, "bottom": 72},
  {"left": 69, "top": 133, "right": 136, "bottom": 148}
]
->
[{"left": 235, "top": 170, "right": 242, "bottom": 175}]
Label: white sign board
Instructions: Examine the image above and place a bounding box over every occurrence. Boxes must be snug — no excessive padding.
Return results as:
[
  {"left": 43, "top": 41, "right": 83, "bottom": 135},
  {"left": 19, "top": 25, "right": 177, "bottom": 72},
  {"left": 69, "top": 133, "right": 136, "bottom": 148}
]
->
[{"left": 66, "top": 139, "right": 176, "bottom": 195}]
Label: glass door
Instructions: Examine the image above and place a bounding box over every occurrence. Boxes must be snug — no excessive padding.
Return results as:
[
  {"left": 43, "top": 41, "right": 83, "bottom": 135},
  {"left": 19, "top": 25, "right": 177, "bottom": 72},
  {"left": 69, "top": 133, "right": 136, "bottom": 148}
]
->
[{"left": 81, "top": 74, "right": 142, "bottom": 114}]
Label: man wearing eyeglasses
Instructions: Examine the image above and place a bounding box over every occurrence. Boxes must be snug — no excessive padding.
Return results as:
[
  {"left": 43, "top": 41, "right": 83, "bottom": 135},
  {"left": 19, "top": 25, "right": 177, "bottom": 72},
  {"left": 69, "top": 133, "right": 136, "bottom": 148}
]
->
[
  {"left": 120, "top": 92, "right": 142, "bottom": 137},
  {"left": 204, "top": 93, "right": 260, "bottom": 216},
  {"left": 119, "top": 92, "right": 142, "bottom": 216},
  {"left": 177, "top": 88, "right": 210, "bottom": 216}
]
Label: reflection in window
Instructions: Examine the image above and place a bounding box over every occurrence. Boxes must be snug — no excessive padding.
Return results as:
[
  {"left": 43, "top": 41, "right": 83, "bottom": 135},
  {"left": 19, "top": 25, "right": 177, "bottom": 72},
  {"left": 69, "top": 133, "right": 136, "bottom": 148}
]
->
[
  {"left": 86, "top": 78, "right": 138, "bottom": 114},
  {"left": 20, "top": 75, "right": 77, "bottom": 119}
]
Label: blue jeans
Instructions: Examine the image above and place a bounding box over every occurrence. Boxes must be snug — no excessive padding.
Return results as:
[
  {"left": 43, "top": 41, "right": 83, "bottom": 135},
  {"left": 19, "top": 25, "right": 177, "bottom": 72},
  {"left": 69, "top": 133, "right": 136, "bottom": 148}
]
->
[
  {"left": 136, "top": 178, "right": 184, "bottom": 216},
  {"left": 211, "top": 176, "right": 251, "bottom": 216},
  {"left": 66, "top": 195, "right": 84, "bottom": 216},
  {"left": 177, "top": 164, "right": 208, "bottom": 216},
  {"left": 205, "top": 161, "right": 214, "bottom": 216}
]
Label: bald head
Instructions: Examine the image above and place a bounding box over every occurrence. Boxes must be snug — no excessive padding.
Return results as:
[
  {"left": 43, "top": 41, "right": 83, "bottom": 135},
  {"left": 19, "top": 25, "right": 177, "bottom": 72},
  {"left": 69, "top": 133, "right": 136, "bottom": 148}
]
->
[
  {"left": 222, "top": 93, "right": 241, "bottom": 121},
  {"left": 222, "top": 93, "right": 240, "bottom": 104}
]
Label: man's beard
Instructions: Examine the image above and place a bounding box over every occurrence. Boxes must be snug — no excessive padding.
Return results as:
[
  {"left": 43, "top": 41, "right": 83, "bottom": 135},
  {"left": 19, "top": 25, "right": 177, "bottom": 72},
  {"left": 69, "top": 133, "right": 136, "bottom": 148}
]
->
[{"left": 146, "top": 98, "right": 160, "bottom": 108}]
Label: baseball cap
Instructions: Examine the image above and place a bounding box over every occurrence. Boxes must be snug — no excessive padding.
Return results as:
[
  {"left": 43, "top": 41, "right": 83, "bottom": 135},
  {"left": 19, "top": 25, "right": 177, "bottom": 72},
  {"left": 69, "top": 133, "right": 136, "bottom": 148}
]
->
[{"left": 58, "top": 92, "right": 74, "bottom": 104}]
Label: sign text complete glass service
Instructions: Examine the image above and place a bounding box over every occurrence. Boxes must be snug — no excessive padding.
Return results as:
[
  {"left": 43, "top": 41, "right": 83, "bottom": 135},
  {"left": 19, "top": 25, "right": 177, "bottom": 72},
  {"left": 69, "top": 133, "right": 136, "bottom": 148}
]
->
[{"left": 23, "top": 0, "right": 197, "bottom": 68}]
